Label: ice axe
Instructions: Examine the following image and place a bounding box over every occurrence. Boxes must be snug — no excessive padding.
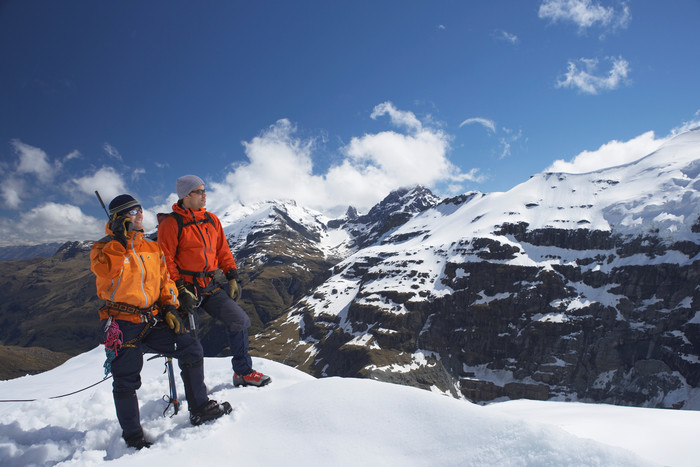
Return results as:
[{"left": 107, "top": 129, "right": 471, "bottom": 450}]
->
[{"left": 147, "top": 354, "right": 180, "bottom": 416}]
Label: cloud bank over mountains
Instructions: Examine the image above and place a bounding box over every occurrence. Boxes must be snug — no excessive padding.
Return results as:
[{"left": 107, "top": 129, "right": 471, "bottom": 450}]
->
[{"left": 1, "top": 102, "right": 698, "bottom": 247}]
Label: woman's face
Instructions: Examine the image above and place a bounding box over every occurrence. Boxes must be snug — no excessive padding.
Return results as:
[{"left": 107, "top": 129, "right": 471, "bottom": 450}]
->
[{"left": 124, "top": 207, "right": 144, "bottom": 231}]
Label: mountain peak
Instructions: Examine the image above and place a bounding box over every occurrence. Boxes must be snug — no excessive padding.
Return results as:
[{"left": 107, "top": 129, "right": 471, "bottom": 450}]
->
[{"left": 339, "top": 185, "right": 441, "bottom": 249}]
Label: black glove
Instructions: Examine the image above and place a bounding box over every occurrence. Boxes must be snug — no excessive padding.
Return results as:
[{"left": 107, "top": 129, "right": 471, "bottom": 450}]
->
[
  {"left": 225, "top": 269, "right": 240, "bottom": 302},
  {"left": 163, "top": 305, "right": 185, "bottom": 334},
  {"left": 109, "top": 215, "right": 131, "bottom": 248},
  {"left": 176, "top": 279, "right": 197, "bottom": 314}
]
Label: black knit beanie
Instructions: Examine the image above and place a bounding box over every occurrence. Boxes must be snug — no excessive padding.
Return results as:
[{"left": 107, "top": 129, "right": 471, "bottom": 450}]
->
[{"left": 108, "top": 194, "right": 141, "bottom": 217}]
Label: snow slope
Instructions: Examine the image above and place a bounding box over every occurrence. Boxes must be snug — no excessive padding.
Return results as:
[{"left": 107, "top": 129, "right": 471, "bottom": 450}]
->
[
  {"left": 1, "top": 348, "right": 700, "bottom": 466},
  {"left": 454, "top": 127, "right": 700, "bottom": 239}
]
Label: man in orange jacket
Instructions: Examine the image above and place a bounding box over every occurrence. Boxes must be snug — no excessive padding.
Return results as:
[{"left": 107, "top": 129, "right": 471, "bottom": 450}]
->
[
  {"left": 158, "top": 175, "right": 271, "bottom": 387},
  {"left": 91, "top": 194, "right": 230, "bottom": 450}
]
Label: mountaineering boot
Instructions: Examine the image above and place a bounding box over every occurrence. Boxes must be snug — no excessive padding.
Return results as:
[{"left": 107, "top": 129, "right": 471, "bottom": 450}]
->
[
  {"left": 233, "top": 370, "right": 271, "bottom": 387},
  {"left": 123, "top": 429, "right": 153, "bottom": 450},
  {"left": 189, "top": 399, "right": 233, "bottom": 426}
]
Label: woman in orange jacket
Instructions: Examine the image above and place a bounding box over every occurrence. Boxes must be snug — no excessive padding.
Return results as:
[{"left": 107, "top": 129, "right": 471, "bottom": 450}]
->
[{"left": 91, "top": 194, "right": 230, "bottom": 450}]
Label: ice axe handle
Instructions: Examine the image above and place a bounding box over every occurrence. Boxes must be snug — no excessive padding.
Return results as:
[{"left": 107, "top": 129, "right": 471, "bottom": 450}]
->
[{"left": 188, "top": 312, "right": 197, "bottom": 338}]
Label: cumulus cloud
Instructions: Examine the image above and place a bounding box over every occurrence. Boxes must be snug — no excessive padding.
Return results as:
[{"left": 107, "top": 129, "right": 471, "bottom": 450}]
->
[
  {"left": 546, "top": 131, "right": 665, "bottom": 173},
  {"left": 538, "top": 0, "right": 630, "bottom": 33},
  {"left": 2, "top": 140, "right": 61, "bottom": 208},
  {"left": 208, "top": 119, "right": 322, "bottom": 211},
  {"left": 12, "top": 140, "right": 56, "bottom": 183},
  {"left": 0, "top": 202, "right": 104, "bottom": 246},
  {"left": 549, "top": 113, "right": 700, "bottom": 174},
  {"left": 206, "top": 103, "right": 481, "bottom": 216},
  {"left": 1, "top": 182, "right": 22, "bottom": 209},
  {"left": 0, "top": 105, "right": 487, "bottom": 244},
  {"left": 70, "top": 167, "right": 129, "bottom": 203},
  {"left": 460, "top": 118, "right": 496, "bottom": 133},
  {"left": 557, "top": 56, "right": 630, "bottom": 94},
  {"left": 371, "top": 102, "right": 423, "bottom": 132}
]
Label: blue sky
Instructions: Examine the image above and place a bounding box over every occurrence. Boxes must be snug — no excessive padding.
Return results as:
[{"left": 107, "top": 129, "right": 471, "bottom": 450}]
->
[{"left": 1, "top": 0, "right": 699, "bottom": 246}]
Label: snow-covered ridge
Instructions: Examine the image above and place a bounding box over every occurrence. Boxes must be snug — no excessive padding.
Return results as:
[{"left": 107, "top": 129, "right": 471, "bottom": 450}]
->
[
  {"left": 452, "top": 128, "right": 700, "bottom": 240},
  {"left": 1, "top": 347, "right": 698, "bottom": 466},
  {"left": 220, "top": 200, "right": 352, "bottom": 259},
  {"left": 259, "top": 129, "right": 700, "bottom": 408}
]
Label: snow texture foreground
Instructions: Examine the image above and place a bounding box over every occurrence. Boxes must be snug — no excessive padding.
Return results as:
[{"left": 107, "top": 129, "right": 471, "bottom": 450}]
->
[{"left": 1, "top": 347, "right": 699, "bottom": 466}]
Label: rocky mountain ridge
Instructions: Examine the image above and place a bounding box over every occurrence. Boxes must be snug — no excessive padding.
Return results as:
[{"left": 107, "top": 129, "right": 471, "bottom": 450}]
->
[
  {"left": 2, "top": 129, "right": 700, "bottom": 410},
  {"left": 253, "top": 128, "right": 700, "bottom": 409}
]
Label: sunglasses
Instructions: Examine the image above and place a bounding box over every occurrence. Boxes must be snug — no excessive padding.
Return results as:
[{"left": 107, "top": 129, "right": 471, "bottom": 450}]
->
[
  {"left": 190, "top": 189, "right": 206, "bottom": 195},
  {"left": 127, "top": 207, "right": 143, "bottom": 216}
]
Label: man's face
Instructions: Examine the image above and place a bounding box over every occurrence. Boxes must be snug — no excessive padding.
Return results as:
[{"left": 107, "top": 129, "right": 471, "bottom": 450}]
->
[{"left": 183, "top": 184, "right": 206, "bottom": 210}]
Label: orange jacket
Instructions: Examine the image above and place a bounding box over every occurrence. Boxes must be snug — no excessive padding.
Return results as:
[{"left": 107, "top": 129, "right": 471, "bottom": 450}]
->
[
  {"left": 91, "top": 224, "right": 179, "bottom": 323},
  {"left": 157, "top": 202, "right": 237, "bottom": 289}
]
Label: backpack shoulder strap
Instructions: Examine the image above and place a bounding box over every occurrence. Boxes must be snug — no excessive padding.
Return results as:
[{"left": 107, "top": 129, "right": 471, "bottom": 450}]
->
[
  {"left": 203, "top": 212, "right": 214, "bottom": 227},
  {"left": 169, "top": 211, "right": 185, "bottom": 241}
]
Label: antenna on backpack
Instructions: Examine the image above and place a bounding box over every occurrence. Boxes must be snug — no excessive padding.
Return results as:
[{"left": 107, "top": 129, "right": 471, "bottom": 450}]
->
[{"left": 95, "top": 191, "right": 111, "bottom": 219}]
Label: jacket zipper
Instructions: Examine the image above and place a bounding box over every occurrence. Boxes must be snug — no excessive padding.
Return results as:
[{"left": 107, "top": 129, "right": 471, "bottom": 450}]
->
[
  {"left": 189, "top": 209, "right": 211, "bottom": 273},
  {"left": 131, "top": 234, "right": 149, "bottom": 308}
]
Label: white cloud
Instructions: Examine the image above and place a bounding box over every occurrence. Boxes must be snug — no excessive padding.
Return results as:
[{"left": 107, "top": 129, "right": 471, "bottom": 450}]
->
[
  {"left": 557, "top": 56, "right": 630, "bottom": 94},
  {"left": 538, "top": 0, "right": 630, "bottom": 33},
  {"left": 209, "top": 119, "right": 322, "bottom": 211},
  {"left": 70, "top": 167, "right": 130, "bottom": 205},
  {"left": 1, "top": 182, "right": 22, "bottom": 209},
  {"left": 0, "top": 202, "right": 104, "bottom": 246},
  {"left": 546, "top": 130, "right": 665, "bottom": 173},
  {"left": 498, "top": 128, "right": 524, "bottom": 160},
  {"left": 103, "top": 142, "right": 122, "bottom": 161},
  {"left": 206, "top": 104, "right": 482, "bottom": 216},
  {"left": 460, "top": 118, "right": 496, "bottom": 133},
  {"left": 670, "top": 112, "right": 700, "bottom": 136},
  {"left": 64, "top": 150, "right": 81, "bottom": 161},
  {"left": 459, "top": 118, "right": 523, "bottom": 160},
  {"left": 12, "top": 140, "right": 56, "bottom": 183},
  {"left": 494, "top": 29, "right": 519, "bottom": 45},
  {"left": 371, "top": 102, "right": 423, "bottom": 133}
]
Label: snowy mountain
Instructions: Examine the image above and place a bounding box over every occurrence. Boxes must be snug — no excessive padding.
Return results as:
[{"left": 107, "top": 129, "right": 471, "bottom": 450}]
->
[
  {"left": 200, "top": 188, "right": 439, "bottom": 355},
  {"left": 2, "top": 348, "right": 699, "bottom": 466},
  {"left": 252, "top": 128, "right": 700, "bottom": 409},
  {"left": 3, "top": 130, "right": 700, "bottom": 412}
]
